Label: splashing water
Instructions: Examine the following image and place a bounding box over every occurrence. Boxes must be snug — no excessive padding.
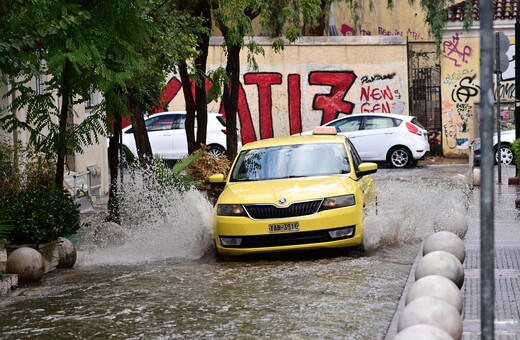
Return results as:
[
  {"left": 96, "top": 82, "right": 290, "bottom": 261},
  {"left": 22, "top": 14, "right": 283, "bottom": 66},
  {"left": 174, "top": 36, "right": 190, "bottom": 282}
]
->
[
  {"left": 79, "top": 165, "right": 215, "bottom": 266},
  {"left": 79, "top": 164, "right": 471, "bottom": 265},
  {"left": 363, "top": 176, "right": 470, "bottom": 252}
]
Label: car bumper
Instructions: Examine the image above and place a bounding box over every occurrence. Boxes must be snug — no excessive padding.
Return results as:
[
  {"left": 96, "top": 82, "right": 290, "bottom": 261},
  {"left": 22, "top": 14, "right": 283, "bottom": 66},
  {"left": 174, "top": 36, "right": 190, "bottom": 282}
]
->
[{"left": 214, "top": 206, "right": 363, "bottom": 256}]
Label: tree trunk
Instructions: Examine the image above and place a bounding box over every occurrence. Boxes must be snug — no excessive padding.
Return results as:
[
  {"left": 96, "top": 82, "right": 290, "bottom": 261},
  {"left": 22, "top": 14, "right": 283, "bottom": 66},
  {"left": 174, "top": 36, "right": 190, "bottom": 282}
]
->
[
  {"left": 179, "top": 62, "right": 197, "bottom": 154},
  {"left": 223, "top": 45, "right": 241, "bottom": 160},
  {"left": 194, "top": 4, "right": 211, "bottom": 149},
  {"left": 106, "top": 111, "right": 122, "bottom": 224},
  {"left": 55, "top": 93, "right": 69, "bottom": 188},
  {"left": 129, "top": 95, "right": 153, "bottom": 165}
]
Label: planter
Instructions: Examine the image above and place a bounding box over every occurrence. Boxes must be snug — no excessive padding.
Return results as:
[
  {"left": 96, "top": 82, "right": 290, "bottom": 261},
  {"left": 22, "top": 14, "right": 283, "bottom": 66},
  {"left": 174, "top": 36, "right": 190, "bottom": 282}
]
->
[
  {"left": 508, "top": 177, "right": 520, "bottom": 185},
  {"left": 5, "top": 239, "right": 60, "bottom": 274}
]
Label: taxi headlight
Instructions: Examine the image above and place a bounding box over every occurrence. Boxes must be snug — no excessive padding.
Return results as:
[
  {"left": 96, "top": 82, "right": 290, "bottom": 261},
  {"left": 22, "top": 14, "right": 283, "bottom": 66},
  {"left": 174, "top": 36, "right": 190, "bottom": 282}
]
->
[
  {"left": 217, "top": 204, "right": 247, "bottom": 216},
  {"left": 320, "top": 194, "right": 356, "bottom": 210}
]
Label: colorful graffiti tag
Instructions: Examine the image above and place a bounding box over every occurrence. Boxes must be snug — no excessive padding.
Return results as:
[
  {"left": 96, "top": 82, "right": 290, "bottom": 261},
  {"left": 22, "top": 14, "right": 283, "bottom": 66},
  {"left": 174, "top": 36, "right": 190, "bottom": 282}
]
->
[{"left": 155, "top": 71, "right": 403, "bottom": 144}]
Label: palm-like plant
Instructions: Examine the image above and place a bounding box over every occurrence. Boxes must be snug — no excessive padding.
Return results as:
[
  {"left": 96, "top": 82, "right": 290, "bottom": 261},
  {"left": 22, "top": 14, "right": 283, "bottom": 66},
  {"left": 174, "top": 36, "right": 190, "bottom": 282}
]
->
[{"left": 0, "top": 208, "right": 13, "bottom": 241}]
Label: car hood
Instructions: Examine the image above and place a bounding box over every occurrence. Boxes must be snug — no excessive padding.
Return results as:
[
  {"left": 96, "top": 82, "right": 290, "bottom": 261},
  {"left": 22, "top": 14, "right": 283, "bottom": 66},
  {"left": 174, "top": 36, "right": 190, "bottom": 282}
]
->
[{"left": 218, "top": 175, "right": 359, "bottom": 205}]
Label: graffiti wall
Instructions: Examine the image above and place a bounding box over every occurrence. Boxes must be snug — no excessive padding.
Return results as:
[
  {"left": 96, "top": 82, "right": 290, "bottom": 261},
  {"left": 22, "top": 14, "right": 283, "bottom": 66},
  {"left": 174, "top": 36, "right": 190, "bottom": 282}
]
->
[
  {"left": 440, "top": 31, "right": 516, "bottom": 157},
  {"left": 162, "top": 36, "right": 409, "bottom": 144}
]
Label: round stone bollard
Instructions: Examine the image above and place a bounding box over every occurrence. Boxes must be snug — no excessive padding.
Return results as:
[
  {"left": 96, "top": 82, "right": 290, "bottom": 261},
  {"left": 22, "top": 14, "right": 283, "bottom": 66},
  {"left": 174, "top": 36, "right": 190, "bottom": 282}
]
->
[
  {"left": 473, "top": 167, "right": 481, "bottom": 186},
  {"left": 394, "top": 324, "right": 454, "bottom": 340},
  {"left": 398, "top": 296, "right": 462, "bottom": 340},
  {"left": 6, "top": 247, "right": 45, "bottom": 283},
  {"left": 58, "top": 237, "right": 77, "bottom": 268},
  {"left": 423, "top": 231, "right": 466, "bottom": 264},
  {"left": 405, "top": 275, "right": 463, "bottom": 314},
  {"left": 415, "top": 250, "right": 465, "bottom": 288}
]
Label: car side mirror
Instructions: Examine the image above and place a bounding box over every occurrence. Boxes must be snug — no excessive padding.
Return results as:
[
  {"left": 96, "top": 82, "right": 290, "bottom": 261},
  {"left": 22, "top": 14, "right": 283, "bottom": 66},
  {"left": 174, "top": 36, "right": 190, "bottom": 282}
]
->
[
  {"left": 209, "top": 174, "right": 226, "bottom": 185},
  {"left": 356, "top": 162, "right": 378, "bottom": 177}
]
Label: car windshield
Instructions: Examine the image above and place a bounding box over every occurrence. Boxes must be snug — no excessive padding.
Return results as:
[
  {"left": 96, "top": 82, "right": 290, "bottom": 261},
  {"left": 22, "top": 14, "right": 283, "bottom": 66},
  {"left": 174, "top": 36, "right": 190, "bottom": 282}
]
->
[{"left": 230, "top": 143, "right": 351, "bottom": 182}]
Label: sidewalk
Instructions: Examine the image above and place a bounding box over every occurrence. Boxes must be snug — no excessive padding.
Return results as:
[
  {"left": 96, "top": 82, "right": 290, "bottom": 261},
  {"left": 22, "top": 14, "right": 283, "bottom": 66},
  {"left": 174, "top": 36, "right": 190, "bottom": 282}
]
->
[{"left": 386, "top": 164, "right": 520, "bottom": 339}]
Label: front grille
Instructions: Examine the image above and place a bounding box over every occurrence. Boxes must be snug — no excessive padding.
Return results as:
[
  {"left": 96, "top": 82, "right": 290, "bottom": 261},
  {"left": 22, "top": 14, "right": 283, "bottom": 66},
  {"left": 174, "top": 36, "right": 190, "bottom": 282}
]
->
[
  {"left": 221, "top": 226, "right": 356, "bottom": 248},
  {"left": 244, "top": 200, "right": 322, "bottom": 219}
]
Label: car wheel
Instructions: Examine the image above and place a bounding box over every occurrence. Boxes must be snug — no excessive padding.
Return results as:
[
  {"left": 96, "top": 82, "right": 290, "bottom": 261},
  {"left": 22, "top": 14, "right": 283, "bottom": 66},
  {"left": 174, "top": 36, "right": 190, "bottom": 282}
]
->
[
  {"left": 388, "top": 147, "right": 412, "bottom": 168},
  {"left": 349, "top": 243, "right": 365, "bottom": 257},
  {"left": 208, "top": 145, "right": 225, "bottom": 158},
  {"left": 495, "top": 145, "right": 514, "bottom": 165}
]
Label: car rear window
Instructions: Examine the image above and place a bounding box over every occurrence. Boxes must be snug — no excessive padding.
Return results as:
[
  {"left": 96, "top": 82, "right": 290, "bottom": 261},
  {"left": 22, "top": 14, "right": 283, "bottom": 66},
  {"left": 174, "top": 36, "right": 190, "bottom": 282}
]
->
[
  {"left": 230, "top": 143, "right": 350, "bottom": 181},
  {"left": 410, "top": 117, "right": 426, "bottom": 130},
  {"left": 216, "top": 115, "right": 227, "bottom": 127}
]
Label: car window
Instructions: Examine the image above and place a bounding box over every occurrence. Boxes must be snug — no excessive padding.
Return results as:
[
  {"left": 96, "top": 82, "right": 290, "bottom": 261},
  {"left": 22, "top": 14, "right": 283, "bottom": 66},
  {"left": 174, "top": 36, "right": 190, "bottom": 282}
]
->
[
  {"left": 345, "top": 139, "right": 362, "bottom": 171},
  {"left": 146, "top": 115, "right": 174, "bottom": 131},
  {"left": 172, "top": 114, "right": 186, "bottom": 129},
  {"left": 410, "top": 117, "right": 426, "bottom": 130},
  {"left": 329, "top": 116, "right": 363, "bottom": 132},
  {"left": 230, "top": 143, "right": 351, "bottom": 181},
  {"left": 216, "top": 115, "right": 227, "bottom": 127},
  {"left": 364, "top": 116, "right": 396, "bottom": 130}
]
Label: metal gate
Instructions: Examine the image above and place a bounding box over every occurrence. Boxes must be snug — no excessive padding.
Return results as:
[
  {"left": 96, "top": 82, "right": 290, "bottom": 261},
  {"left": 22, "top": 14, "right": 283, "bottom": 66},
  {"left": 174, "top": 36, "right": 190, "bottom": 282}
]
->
[{"left": 408, "top": 43, "right": 443, "bottom": 156}]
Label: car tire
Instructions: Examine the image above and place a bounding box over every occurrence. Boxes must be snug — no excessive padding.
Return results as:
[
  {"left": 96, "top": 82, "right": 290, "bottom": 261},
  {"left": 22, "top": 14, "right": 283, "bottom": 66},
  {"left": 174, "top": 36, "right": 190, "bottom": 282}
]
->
[
  {"left": 388, "top": 146, "right": 412, "bottom": 168},
  {"left": 495, "top": 144, "right": 514, "bottom": 165},
  {"left": 208, "top": 144, "right": 226, "bottom": 158},
  {"left": 349, "top": 243, "right": 365, "bottom": 257}
]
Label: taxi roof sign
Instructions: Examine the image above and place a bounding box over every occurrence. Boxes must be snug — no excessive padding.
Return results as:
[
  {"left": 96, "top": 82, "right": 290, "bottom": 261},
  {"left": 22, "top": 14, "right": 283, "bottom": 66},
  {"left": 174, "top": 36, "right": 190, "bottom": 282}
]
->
[{"left": 313, "top": 126, "right": 337, "bottom": 135}]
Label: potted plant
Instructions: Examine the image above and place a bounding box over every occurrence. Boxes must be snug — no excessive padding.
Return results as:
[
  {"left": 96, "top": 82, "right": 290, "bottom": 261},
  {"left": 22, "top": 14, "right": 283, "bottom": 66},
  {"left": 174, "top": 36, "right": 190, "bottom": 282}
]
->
[{"left": 2, "top": 185, "right": 84, "bottom": 273}]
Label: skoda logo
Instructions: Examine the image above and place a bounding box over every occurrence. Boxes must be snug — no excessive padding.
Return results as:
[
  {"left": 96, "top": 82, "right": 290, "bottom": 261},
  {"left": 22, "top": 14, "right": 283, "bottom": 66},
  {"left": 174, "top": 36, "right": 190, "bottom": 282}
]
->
[{"left": 278, "top": 198, "right": 287, "bottom": 205}]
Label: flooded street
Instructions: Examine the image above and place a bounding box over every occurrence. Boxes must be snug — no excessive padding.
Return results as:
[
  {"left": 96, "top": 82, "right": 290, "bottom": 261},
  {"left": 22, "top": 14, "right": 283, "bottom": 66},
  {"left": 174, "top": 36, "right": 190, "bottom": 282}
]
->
[{"left": 0, "top": 163, "right": 476, "bottom": 339}]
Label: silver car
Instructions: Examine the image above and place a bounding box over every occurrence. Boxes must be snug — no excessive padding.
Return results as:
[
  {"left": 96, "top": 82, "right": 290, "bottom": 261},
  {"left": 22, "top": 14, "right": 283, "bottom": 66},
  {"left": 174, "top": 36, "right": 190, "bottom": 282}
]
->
[{"left": 472, "top": 129, "right": 516, "bottom": 165}]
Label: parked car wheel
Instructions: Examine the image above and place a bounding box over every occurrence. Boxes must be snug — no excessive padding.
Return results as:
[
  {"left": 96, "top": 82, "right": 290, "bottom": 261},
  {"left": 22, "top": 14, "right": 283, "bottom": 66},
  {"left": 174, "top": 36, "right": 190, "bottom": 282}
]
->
[
  {"left": 388, "top": 146, "right": 412, "bottom": 168},
  {"left": 496, "top": 144, "right": 514, "bottom": 165},
  {"left": 208, "top": 144, "right": 225, "bottom": 158}
]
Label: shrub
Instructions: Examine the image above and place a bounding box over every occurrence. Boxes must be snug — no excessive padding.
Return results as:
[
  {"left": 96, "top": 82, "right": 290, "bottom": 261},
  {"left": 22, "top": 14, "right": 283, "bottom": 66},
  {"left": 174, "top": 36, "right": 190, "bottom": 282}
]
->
[
  {"left": 512, "top": 138, "right": 520, "bottom": 170},
  {"left": 3, "top": 185, "right": 83, "bottom": 244},
  {"left": 184, "top": 147, "right": 230, "bottom": 202}
]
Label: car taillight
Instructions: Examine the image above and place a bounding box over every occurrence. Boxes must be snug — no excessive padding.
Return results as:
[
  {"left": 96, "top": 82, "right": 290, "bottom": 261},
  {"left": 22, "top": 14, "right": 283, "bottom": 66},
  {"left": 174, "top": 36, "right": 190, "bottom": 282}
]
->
[
  {"left": 406, "top": 122, "right": 422, "bottom": 136},
  {"left": 221, "top": 129, "right": 227, "bottom": 134}
]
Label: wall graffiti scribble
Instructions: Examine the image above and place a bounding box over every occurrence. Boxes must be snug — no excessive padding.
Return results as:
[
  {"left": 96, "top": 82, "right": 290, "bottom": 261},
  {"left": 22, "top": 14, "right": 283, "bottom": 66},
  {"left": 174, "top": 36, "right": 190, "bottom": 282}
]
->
[
  {"left": 442, "top": 33, "right": 472, "bottom": 67},
  {"left": 451, "top": 75, "right": 480, "bottom": 103}
]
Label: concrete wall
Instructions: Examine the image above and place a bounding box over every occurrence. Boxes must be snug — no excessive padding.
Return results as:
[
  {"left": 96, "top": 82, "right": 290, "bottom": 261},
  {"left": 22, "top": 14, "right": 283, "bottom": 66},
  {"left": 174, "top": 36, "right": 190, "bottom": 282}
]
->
[
  {"left": 441, "top": 23, "right": 515, "bottom": 157},
  {"left": 163, "top": 36, "right": 410, "bottom": 144}
]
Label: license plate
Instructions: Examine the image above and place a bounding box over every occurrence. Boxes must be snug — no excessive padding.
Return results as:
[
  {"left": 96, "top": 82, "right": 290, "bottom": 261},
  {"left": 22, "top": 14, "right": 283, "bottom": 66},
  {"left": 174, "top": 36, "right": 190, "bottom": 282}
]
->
[{"left": 269, "top": 222, "right": 300, "bottom": 233}]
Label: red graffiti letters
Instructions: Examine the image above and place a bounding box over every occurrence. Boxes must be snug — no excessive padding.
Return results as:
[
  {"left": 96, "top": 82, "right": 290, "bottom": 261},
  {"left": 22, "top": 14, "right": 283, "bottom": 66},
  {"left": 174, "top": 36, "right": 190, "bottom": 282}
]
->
[
  {"left": 308, "top": 71, "right": 357, "bottom": 124},
  {"left": 360, "top": 85, "right": 394, "bottom": 112},
  {"left": 155, "top": 71, "right": 366, "bottom": 142},
  {"left": 244, "top": 73, "right": 282, "bottom": 140}
]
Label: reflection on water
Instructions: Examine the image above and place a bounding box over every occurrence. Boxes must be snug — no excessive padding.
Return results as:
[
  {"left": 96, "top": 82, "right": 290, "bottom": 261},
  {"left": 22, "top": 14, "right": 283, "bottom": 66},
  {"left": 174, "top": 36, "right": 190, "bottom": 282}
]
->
[{"left": 0, "top": 165, "right": 473, "bottom": 339}]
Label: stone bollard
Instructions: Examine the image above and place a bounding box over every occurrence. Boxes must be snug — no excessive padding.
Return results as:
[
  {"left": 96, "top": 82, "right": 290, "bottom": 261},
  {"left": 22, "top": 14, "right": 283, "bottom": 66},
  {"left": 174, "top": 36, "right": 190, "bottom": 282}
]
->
[
  {"left": 394, "top": 324, "right": 454, "bottom": 340},
  {"left": 423, "top": 231, "right": 466, "bottom": 264},
  {"left": 398, "top": 296, "right": 462, "bottom": 340},
  {"left": 472, "top": 167, "right": 481, "bottom": 186},
  {"left": 405, "top": 275, "right": 463, "bottom": 314},
  {"left": 6, "top": 247, "right": 45, "bottom": 283},
  {"left": 415, "top": 250, "right": 465, "bottom": 288},
  {"left": 58, "top": 237, "right": 77, "bottom": 268}
]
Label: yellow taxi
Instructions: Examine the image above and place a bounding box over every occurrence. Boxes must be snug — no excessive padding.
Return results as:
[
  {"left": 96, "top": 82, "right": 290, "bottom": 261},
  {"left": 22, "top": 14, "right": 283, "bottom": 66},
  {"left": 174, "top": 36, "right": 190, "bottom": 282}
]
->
[{"left": 209, "top": 127, "right": 377, "bottom": 257}]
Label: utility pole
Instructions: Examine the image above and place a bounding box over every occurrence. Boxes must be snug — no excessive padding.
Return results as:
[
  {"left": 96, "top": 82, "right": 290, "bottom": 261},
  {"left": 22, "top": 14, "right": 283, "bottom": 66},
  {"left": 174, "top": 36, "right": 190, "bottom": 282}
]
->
[
  {"left": 480, "top": 0, "right": 495, "bottom": 338},
  {"left": 516, "top": 0, "right": 520, "bottom": 177}
]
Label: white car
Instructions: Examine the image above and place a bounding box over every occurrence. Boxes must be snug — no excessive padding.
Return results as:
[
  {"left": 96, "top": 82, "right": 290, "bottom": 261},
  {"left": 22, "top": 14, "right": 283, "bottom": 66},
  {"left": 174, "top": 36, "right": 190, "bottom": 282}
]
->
[
  {"left": 299, "top": 113, "right": 430, "bottom": 168},
  {"left": 122, "top": 111, "right": 229, "bottom": 160}
]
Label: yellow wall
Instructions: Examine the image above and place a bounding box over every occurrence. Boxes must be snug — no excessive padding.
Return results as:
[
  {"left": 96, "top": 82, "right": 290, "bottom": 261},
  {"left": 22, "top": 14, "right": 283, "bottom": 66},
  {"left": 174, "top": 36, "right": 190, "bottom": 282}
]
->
[
  {"left": 331, "top": 0, "right": 432, "bottom": 41},
  {"left": 165, "top": 36, "right": 410, "bottom": 143}
]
